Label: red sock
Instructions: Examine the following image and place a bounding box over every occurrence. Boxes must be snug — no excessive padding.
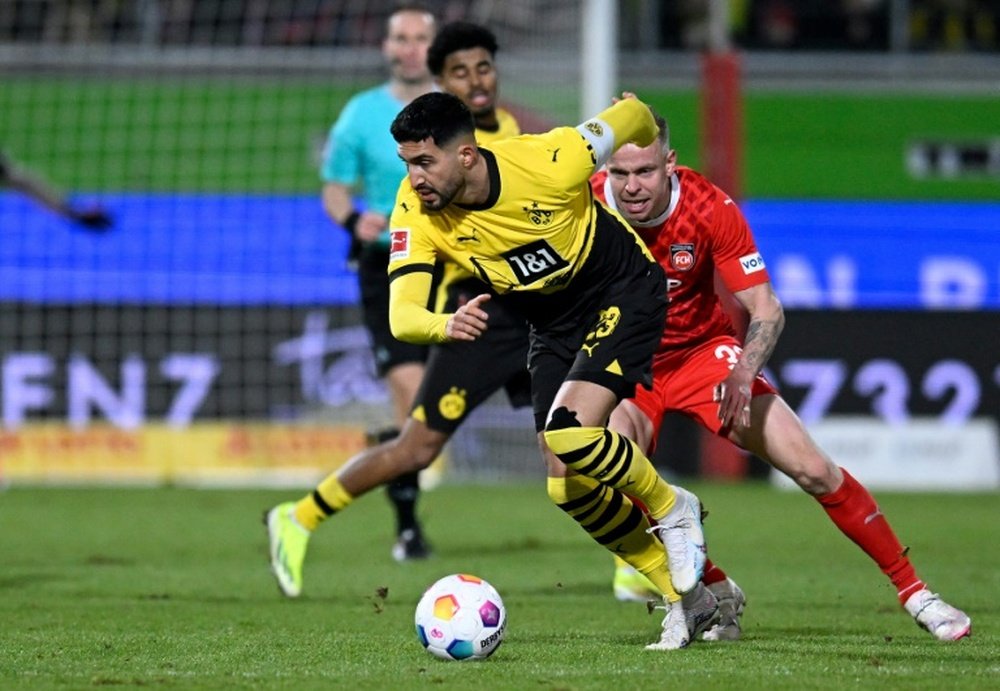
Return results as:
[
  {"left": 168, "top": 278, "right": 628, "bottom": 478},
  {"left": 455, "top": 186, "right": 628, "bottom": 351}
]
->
[
  {"left": 816, "top": 468, "right": 924, "bottom": 605},
  {"left": 700, "top": 558, "right": 728, "bottom": 587}
]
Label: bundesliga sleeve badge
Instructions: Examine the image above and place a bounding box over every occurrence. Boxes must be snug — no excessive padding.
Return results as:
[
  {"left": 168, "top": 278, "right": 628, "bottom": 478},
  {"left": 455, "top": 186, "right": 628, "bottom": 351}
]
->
[{"left": 389, "top": 229, "right": 410, "bottom": 261}]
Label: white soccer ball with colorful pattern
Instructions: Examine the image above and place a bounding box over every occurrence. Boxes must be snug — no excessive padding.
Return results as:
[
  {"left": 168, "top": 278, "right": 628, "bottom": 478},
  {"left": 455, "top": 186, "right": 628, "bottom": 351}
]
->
[{"left": 414, "top": 573, "right": 506, "bottom": 661}]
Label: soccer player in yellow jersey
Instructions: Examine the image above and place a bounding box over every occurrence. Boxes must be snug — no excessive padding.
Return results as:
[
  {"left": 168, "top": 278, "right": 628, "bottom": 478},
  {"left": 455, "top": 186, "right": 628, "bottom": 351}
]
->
[{"left": 385, "top": 91, "right": 707, "bottom": 650}]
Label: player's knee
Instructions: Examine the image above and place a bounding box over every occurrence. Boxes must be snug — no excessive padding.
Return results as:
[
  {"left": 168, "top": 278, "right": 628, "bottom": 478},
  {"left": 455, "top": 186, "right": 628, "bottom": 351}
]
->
[
  {"left": 784, "top": 455, "right": 839, "bottom": 496},
  {"left": 390, "top": 426, "right": 447, "bottom": 472}
]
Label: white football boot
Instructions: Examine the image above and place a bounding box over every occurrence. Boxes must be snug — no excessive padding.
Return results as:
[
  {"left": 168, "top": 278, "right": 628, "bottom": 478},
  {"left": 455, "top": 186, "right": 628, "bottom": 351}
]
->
[
  {"left": 702, "top": 577, "right": 746, "bottom": 641},
  {"left": 645, "top": 597, "right": 690, "bottom": 651},
  {"left": 681, "top": 582, "right": 721, "bottom": 639},
  {"left": 648, "top": 487, "right": 706, "bottom": 594},
  {"left": 903, "top": 589, "right": 971, "bottom": 641}
]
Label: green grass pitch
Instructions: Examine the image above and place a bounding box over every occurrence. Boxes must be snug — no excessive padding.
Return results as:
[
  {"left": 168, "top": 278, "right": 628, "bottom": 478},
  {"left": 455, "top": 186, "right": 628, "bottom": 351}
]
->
[{"left": 0, "top": 481, "right": 996, "bottom": 689}]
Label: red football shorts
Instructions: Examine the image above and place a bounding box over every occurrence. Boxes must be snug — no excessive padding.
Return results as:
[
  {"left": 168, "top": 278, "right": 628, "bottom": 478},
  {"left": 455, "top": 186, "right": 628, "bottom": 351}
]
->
[{"left": 629, "top": 334, "right": 778, "bottom": 441}]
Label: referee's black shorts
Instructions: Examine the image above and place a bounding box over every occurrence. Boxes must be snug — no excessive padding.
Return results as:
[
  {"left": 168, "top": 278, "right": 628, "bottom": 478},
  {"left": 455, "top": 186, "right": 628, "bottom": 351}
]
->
[{"left": 357, "top": 248, "right": 427, "bottom": 377}]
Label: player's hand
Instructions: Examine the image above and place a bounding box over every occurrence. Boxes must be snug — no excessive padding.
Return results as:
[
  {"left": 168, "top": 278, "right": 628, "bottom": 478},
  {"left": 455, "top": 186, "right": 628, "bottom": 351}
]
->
[
  {"left": 713, "top": 369, "right": 754, "bottom": 429},
  {"left": 611, "top": 91, "right": 638, "bottom": 105},
  {"left": 355, "top": 211, "right": 387, "bottom": 243},
  {"left": 445, "top": 293, "right": 491, "bottom": 341},
  {"left": 71, "top": 207, "right": 113, "bottom": 232}
]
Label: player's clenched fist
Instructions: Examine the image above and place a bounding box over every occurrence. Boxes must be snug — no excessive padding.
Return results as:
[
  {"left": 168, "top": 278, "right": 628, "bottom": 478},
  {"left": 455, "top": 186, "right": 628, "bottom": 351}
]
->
[{"left": 445, "top": 293, "right": 491, "bottom": 341}]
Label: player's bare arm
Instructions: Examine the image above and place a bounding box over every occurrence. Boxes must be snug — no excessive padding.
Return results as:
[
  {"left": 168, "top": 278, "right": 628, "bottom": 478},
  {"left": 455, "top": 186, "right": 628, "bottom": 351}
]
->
[
  {"left": 713, "top": 281, "right": 784, "bottom": 428},
  {"left": 445, "top": 293, "right": 491, "bottom": 341},
  {"left": 322, "top": 182, "right": 387, "bottom": 243}
]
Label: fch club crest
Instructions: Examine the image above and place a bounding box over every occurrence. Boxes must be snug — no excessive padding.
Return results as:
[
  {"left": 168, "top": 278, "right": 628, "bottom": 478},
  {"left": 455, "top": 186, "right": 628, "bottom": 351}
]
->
[{"left": 669, "top": 243, "right": 695, "bottom": 271}]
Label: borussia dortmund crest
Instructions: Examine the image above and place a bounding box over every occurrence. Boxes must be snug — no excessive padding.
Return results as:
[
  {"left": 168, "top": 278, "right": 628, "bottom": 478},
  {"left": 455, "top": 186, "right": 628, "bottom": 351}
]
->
[
  {"left": 438, "top": 387, "right": 468, "bottom": 420},
  {"left": 523, "top": 201, "right": 553, "bottom": 227},
  {"left": 584, "top": 121, "right": 604, "bottom": 137}
]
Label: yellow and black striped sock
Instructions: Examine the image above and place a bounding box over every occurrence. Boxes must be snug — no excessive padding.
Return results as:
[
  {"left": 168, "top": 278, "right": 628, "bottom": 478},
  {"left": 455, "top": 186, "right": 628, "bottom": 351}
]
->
[
  {"left": 544, "top": 425, "right": 677, "bottom": 518},
  {"left": 293, "top": 474, "right": 354, "bottom": 531},
  {"left": 548, "top": 474, "right": 678, "bottom": 601}
]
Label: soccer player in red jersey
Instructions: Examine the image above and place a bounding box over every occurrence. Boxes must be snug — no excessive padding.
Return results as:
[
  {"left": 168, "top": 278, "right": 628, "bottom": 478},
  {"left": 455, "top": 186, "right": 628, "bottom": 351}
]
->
[{"left": 592, "top": 110, "right": 971, "bottom": 643}]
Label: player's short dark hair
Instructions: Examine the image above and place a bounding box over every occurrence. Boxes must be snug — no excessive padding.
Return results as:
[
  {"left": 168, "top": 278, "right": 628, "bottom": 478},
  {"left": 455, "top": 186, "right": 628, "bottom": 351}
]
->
[
  {"left": 391, "top": 92, "right": 476, "bottom": 146},
  {"left": 426, "top": 21, "right": 499, "bottom": 76}
]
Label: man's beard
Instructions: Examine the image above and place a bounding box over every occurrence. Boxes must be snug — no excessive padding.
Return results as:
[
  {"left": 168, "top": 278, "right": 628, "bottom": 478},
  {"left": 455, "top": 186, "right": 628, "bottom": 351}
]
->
[{"left": 419, "top": 180, "right": 460, "bottom": 211}]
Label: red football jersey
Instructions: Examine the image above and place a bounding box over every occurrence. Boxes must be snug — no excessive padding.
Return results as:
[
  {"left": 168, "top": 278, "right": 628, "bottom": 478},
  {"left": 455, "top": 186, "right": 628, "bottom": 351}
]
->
[{"left": 591, "top": 166, "right": 770, "bottom": 351}]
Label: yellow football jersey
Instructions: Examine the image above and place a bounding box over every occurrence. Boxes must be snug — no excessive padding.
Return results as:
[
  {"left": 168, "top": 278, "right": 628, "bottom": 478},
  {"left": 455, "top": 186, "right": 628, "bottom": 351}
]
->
[
  {"left": 388, "top": 97, "right": 657, "bottom": 343},
  {"left": 474, "top": 108, "right": 521, "bottom": 146},
  {"left": 435, "top": 109, "right": 523, "bottom": 308}
]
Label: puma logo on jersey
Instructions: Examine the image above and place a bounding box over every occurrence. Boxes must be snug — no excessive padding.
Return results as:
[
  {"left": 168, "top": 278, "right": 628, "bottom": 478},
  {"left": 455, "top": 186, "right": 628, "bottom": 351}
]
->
[
  {"left": 739, "top": 252, "right": 766, "bottom": 274},
  {"left": 724, "top": 198, "right": 734, "bottom": 206},
  {"left": 457, "top": 228, "right": 480, "bottom": 243}
]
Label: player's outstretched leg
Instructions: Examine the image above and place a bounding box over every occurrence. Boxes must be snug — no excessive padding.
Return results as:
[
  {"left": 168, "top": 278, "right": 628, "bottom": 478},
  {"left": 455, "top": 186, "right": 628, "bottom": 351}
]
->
[
  {"left": 814, "top": 467, "right": 971, "bottom": 641},
  {"left": 744, "top": 398, "right": 971, "bottom": 641},
  {"left": 264, "top": 502, "right": 311, "bottom": 598}
]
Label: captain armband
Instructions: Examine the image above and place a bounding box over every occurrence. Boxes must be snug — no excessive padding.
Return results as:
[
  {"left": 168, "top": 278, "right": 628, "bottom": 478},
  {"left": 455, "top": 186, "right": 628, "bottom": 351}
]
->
[{"left": 575, "top": 118, "right": 616, "bottom": 169}]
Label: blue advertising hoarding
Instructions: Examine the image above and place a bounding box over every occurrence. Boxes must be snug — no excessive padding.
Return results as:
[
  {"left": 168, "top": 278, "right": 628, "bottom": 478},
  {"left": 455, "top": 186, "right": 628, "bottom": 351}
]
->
[{"left": 2, "top": 195, "right": 998, "bottom": 309}]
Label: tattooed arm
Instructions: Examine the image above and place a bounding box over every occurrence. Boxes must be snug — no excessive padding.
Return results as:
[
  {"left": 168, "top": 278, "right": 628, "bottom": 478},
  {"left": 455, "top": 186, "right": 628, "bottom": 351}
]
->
[{"left": 713, "top": 281, "right": 785, "bottom": 428}]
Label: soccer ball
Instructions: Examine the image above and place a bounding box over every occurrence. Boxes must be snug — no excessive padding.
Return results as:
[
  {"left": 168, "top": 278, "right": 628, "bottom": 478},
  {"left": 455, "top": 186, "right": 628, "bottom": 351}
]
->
[{"left": 414, "top": 573, "right": 506, "bottom": 661}]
